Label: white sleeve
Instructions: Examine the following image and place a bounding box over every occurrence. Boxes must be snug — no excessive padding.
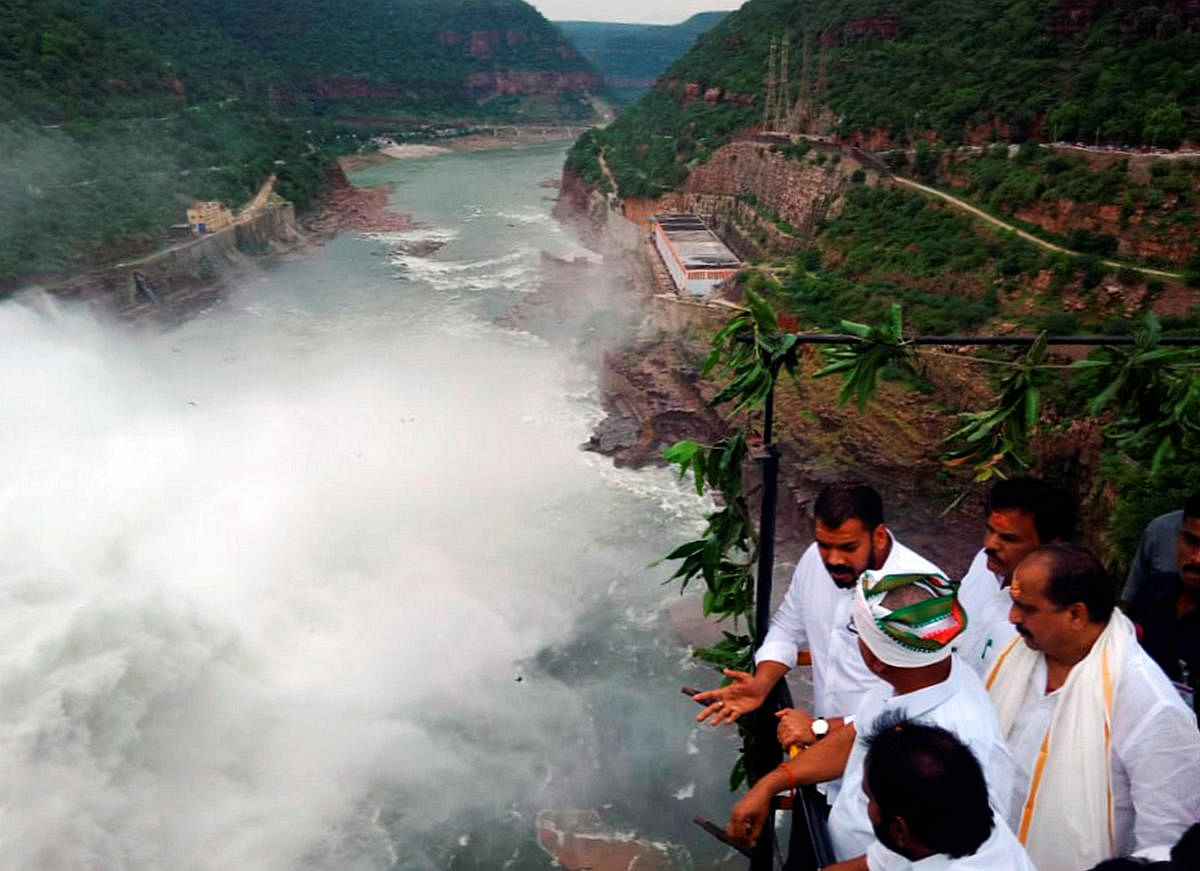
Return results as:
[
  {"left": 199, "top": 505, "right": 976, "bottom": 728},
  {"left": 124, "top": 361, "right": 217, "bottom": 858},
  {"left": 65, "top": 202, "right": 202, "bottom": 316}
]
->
[
  {"left": 866, "top": 839, "right": 909, "bottom": 871},
  {"left": 1117, "top": 692, "right": 1200, "bottom": 852},
  {"left": 754, "top": 550, "right": 812, "bottom": 666}
]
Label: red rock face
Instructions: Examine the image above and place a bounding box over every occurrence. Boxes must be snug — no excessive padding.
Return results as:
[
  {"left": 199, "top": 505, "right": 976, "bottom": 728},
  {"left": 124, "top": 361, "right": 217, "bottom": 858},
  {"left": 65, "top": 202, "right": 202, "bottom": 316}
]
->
[
  {"left": 843, "top": 16, "right": 900, "bottom": 39},
  {"left": 836, "top": 128, "right": 896, "bottom": 150},
  {"left": 1046, "top": 0, "right": 1100, "bottom": 35},
  {"left": 464, "top": 70, "right": 603, "bottom": 97},
  {"left": 438, "top": 29, "right": 462, "bottom": 44},
  {"left": 681, "top": 140, "right": 853, "bottom": 233},
  {"left": 605, "top": 76, "right": 658, "bottom": 88},
  {"left": 163, "top": 77, "right": 187, "bottom": 105},
  {"left": 684, "top": 82, "right": 703, "bottom": 100},
  {"left": 703, "top": 87, "right": 722, "bottom": 105},
  {"left": 964, "top": 119, "right": 1013, "bottom": 145},
  {"left": 1013, "top": 197, "right": 1198, "bottom": 263},
  {"left": 462, "top": 29, "right": 547, "bottom": 58},
  {"left": 469, "top": 30, "right": 495, "bottom": 59},
  {"left": 1045, "top": 0, "right": 1200, "bottom": 35}
]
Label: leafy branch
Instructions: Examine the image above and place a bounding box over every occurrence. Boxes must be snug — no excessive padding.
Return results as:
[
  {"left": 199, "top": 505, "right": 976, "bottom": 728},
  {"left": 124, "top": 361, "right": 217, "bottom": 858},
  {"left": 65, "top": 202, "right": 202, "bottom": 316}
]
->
[
  {"left": 1074, "top": 315, "right": 1200, "bottom": 473},
  {"left": 940, "top": 335, "right": 1051, "bottom": 481},
  {"left": 661, "top": 288, "right": 801, "bottom": 789},
  {"left": 811, "top": 303, "right": 915, "bottom": 409}
]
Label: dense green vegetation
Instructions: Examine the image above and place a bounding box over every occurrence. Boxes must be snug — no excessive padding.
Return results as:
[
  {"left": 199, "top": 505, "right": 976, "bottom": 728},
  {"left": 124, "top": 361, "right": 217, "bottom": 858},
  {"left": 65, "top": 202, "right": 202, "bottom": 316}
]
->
[
  {"left": 766, "top": 186, "right": 1031, "bottom": 333},
  {"left": 1, "top": 0, "right": 602, "bottom": 283},
  {"left": 0, "top": 107, "right": 340, "bottom": 279},
  {"left": 556, "top": 12, "right": 727, "bottom": 104},
  {"left": 741, "top": 183, "right": 1200, "bottom": 338},
  {"left": 941, "top": 143, "right": 1200, "bottom": 240},
  {"left": 75, "top": 0, "right": 600, "bottom": 114},
  {"left": 0, "top": 0, "right": 343, "bottom": 281},
  {"left": 572, "top": 0, "right": 1200, "bottom": 197}
]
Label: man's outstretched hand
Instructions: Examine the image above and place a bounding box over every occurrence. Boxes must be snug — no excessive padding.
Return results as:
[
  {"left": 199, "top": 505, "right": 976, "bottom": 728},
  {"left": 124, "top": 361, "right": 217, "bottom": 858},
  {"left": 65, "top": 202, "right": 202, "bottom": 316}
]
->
[{"left": 692, "top": 668, "right": 769, "bottom": 726}]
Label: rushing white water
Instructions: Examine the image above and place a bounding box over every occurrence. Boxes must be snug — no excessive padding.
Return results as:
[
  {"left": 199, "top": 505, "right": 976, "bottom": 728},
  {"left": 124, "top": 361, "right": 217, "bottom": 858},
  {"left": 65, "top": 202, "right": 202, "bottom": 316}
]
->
[{"left": 0, "top": 146, "right": 735, "bottom": 870}]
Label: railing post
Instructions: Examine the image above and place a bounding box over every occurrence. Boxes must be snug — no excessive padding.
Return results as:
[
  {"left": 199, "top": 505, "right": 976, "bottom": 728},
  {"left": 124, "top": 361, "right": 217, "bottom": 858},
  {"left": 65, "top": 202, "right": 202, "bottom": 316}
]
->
[{"left": 747, "top": 385, "right": 789, "bottom": 871}]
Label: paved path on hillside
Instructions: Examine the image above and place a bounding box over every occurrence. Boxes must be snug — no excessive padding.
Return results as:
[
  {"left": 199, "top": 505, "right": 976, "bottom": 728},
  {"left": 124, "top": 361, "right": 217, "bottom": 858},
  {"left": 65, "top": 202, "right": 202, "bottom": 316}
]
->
[{"left": 891, "top": 176, "right": 1183, "bottom": 280}]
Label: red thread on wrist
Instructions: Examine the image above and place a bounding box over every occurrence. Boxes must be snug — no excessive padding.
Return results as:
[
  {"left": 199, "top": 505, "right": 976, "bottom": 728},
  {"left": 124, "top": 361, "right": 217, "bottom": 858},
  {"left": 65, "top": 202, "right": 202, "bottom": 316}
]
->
[{"left": 776, "top": 762, "right": 796, "bottom": 791}]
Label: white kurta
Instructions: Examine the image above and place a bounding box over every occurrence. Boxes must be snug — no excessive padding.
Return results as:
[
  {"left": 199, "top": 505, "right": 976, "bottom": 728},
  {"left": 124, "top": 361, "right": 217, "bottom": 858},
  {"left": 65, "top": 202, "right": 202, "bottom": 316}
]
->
[
  {"left": 866, "top": 816, "right": 1036, "bottom": 871},
  {"left": 755, "top": 535, "right": 944, "bottom": 718},
  {"left": 1004, "top": 642, "right": 1200, "bottom": 858},
  {"left": 827, "top": 658, "right": 1017, "bottom": 862},
  {"left": 952, "top": 549, "right": 1017, "bottom": 677}
]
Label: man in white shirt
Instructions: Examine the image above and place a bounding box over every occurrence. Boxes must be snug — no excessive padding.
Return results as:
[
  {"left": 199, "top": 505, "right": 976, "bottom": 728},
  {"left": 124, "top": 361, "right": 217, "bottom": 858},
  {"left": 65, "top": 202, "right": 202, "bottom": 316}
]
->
[
  {"left": 859, "top": 713, "right": 1035, "bottom": 871},
  {"left": 955, "top": 477, "right": 1072, "bottom": 676},
  {"left": 693, "top": 483, "right": 944, "bottom": 735},
  {"left": 987, "top": 544, "right": 1200, "bottom": 871},
  {"left": 724, "top": 571, "right": 1015, "bottom": 871}
]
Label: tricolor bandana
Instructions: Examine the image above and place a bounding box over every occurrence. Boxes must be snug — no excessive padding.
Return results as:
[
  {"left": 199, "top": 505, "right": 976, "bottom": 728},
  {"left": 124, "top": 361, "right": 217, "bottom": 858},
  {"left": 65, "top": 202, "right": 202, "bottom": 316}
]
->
[{"left": 852, "top": 571, "right": 967, "bottom": 668}]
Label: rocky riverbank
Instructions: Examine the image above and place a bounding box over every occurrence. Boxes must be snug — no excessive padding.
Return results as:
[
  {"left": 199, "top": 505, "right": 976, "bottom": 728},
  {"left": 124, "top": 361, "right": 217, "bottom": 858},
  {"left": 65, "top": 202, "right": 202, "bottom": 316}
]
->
[
  {"left": 302, "top": 164, "right": 415, "bottom": 237},
  {"left": 556, "top": 167, "right": 982, "bottom": 579}
]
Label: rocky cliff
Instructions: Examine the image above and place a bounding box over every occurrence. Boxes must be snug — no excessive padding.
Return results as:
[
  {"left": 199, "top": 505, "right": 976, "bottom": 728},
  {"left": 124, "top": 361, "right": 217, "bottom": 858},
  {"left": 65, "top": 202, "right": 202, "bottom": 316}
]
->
[
  {"left": 49, "top": 201, "right": 308, "bottom": 320},
  {"left": 559, "top": 142, "right": 982, "bottom": 576}
]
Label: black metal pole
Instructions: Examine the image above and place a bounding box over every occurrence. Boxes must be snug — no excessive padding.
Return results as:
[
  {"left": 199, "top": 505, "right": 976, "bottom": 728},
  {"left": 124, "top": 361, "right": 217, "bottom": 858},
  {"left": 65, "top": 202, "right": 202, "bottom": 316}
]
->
[
  {"left": 747, "top": 384, "right": 787, "bottom": 871},
  {"left": 755, "top": 384, "right": 779, "bottom": 648},
  {"left": 781, "top": 334, "right": 1200, "bottom": 346}
]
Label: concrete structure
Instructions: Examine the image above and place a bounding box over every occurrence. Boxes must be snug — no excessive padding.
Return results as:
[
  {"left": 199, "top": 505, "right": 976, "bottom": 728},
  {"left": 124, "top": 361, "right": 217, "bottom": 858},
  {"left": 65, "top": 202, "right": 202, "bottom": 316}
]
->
[
  {"left": 186, "top": 201, "right": 234, "bottom": 235},
  {"left": 651, "top": 213, "right": 741, "bottom": 298}
]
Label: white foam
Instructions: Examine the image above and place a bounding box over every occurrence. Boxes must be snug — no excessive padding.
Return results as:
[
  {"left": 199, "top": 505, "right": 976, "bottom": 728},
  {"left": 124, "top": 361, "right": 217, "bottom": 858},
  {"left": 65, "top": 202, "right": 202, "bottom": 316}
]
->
[{"left": 0, "top": 291, "right": 626, "bottom": 869}]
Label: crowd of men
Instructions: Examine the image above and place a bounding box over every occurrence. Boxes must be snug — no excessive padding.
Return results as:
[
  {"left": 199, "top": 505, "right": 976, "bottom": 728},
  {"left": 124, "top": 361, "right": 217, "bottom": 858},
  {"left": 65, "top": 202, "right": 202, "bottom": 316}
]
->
[{"left": 691, "top": 481, "right": 1200, "bottom": 871}]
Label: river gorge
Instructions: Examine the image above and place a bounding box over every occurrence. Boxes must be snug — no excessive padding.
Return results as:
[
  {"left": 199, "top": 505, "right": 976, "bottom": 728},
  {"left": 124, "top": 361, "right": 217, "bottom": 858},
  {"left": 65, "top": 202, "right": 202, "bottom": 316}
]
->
[{"left": 0, "top": 144, "right": 743, "bottom": 870}]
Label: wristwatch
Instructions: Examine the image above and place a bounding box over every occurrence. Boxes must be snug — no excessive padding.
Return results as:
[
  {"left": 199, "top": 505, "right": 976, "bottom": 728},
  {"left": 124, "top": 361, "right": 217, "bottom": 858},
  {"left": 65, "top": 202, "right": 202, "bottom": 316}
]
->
[{"left": 811, "top": 717, "right": 830, "bottom": 740}]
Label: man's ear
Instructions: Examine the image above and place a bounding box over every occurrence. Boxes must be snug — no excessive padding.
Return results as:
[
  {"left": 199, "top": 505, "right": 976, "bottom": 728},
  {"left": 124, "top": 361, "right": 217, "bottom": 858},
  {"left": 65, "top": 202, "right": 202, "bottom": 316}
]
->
[
  {"left": 872, "top": 524, "right": 890, "bottom": 555},
  {"left": 1066, "top": 600, "right": 1090, "bottom": 628},
  {"left": 890, "top": 816, "right": 913, "bottom": 851}
]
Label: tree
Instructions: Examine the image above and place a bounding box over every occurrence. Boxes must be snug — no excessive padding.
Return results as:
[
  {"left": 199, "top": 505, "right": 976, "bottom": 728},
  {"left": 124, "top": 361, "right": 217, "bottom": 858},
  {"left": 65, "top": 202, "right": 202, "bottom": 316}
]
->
[{"left": 1144, "top": 102, "right": 1184, "bottom": 149}]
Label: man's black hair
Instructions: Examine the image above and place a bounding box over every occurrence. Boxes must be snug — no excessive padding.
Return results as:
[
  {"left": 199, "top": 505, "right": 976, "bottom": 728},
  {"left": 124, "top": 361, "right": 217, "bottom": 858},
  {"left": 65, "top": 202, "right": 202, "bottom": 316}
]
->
[
  {"left": 1184, "top": 492, "right": 1200, "bottom": 522},
  {"left": 1031, "top": 542, "right": 1116, "bottom": 623},
  {"left": 1086, "top": 860, "right": 1169, "bottom": 871},
  {"left": 986, "top": 477, "right": 1075, "bottom": 543},
  {"left": 1173, "top": 821, "right": 1200, "bottom": 871},
  {"left": 863, "top": 711, "right": 993, "bottom": 859},
  {"left": 814, "top": 483, "right": 884, "bottom": 531}
]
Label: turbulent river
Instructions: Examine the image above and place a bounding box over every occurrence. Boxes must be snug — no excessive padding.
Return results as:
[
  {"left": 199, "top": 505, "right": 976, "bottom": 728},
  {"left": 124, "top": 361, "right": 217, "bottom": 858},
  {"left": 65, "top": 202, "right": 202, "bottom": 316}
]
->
[{"left": 0, "top": 144, "right": 740, "bottom": 869}]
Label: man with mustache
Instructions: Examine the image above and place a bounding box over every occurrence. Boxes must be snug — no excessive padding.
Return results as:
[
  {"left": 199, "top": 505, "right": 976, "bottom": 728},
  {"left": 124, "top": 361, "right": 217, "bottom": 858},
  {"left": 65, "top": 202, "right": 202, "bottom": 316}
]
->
[
  {"left": 693, "top": 483, "right": 945, "bottom": 743},
  {"left": 1122, "top": 492, "right": 1200, "bottom": 714},
  {"left": 955, "top": 478, "right": 1073, "bottom": 676},
  {"left": 725, "top": 571, "right": 1015, "bottom": 870},
  {"left": 987, "top": 543, "right": 1200, "bottom": 871}
]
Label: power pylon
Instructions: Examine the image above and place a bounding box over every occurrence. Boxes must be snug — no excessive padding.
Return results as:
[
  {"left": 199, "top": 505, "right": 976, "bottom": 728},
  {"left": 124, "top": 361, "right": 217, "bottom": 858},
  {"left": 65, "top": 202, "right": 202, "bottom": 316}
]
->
[{"left": 763, "top": 37, "right": 778, "bottom": 130}]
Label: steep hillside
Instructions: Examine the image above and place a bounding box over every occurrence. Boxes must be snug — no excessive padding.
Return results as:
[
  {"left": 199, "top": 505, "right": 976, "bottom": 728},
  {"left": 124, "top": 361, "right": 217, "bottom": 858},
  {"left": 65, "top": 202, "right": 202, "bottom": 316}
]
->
[
  {"left": 1, "top": 0, "right": 604, "bottom": 285},
  {"left": 556, "top": 12, "right": 727, "bottom": 104},
  {"left": 572, "top": 0, "right": 1200, "bottom": 197},
  {"left": 0, "top": 0, "right": 336, "bottom": 283},
  {"left": 76, "top": 0, "right": 603, "bottom": 116}
]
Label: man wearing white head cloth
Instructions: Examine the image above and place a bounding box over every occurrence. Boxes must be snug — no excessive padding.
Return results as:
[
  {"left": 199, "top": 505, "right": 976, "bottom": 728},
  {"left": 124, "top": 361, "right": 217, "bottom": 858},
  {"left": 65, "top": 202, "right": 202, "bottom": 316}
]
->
[{"left": 727, "top": 572, "right": 1016, "bottom": 871}]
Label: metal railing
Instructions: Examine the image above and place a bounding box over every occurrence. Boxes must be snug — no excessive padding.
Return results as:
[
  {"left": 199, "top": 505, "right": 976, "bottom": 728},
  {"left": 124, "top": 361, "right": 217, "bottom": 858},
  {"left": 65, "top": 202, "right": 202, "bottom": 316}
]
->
[{"left": 707, "top": 329, "right": 1200, "bottom": 871}]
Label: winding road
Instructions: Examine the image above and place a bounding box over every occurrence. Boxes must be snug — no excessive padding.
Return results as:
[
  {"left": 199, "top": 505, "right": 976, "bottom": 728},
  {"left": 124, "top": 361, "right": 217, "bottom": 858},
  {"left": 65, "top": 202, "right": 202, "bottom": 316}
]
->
[{"left": 890, "top": 176, "right": 1183, "bottom": 280}]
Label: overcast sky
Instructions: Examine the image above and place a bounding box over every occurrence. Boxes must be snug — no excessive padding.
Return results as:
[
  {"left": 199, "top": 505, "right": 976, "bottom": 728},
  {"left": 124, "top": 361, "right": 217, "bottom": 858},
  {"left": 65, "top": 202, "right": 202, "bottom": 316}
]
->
[{"left": 531, "top": 0, "right": 735, "bottom": 24}]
